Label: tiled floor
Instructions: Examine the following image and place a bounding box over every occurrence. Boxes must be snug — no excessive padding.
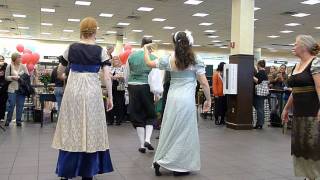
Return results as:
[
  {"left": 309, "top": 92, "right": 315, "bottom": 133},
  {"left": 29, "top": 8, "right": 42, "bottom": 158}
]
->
[{"left": 0, "top": 118, "right": 303, "bottom": 180}]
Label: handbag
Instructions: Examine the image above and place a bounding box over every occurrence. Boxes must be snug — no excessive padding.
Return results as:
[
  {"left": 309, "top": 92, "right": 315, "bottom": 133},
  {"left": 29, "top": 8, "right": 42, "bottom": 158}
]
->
[
  {"left": 148, "top": 68, "right": 163, "bottom": 96},
  {"left": 255, "top": 80, "right": 269, "bottom": 96}
]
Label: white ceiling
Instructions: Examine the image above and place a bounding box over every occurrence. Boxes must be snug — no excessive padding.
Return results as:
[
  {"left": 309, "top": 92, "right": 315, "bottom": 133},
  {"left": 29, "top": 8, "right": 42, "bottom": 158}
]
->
[{"left": 0, "top": 0, "right": 320, "bottom": 52}]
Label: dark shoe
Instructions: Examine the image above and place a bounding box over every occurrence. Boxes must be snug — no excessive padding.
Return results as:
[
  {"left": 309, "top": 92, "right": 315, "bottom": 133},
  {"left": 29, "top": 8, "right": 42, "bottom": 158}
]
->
[
  {"left": 61, "top": 178, "right": 68, "bottom": 180},
  {"left": 82, "top": 177, "right": 93, "bottom": 180},
  {"left": 4, "top": 122, "right": 9, "bottom": 126},
  {"left": 153, "top": 162, "right": 162, "bottom": 176},
  {"left": 144, "top": 142, "right": 154, "bottom": 150},
  {"left": 173, "top": 171, "right": 190, "bottom": 176},
  {"left": 138, "top": 148, "right": 146, "bottom": 153},
  {"left": 16, "top": 122, "right": 22, "bottom": 127}
]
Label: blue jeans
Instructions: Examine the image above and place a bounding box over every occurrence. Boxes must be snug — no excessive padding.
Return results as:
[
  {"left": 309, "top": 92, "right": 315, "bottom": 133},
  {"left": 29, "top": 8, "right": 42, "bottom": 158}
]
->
[
  {"left": 6, "top": 92, "right": 26, "bottom": 124},
  {"left": 253, "top": 96, "right": 265, "bottom": 126},
  {"left": 54, "top": 87, "right": 64, "bottom": 111}
]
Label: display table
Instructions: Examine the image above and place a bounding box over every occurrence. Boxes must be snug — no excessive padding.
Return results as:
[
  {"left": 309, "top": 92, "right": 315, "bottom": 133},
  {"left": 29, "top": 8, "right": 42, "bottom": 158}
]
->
[{"left": 39, "top": 93, "right": 56, "bottom": 127}]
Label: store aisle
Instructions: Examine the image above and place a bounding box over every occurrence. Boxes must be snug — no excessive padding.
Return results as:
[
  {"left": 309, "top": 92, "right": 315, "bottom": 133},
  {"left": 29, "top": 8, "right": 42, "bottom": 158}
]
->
[{"left": 0, "top": 119, "right": 300, "bottom": 180}]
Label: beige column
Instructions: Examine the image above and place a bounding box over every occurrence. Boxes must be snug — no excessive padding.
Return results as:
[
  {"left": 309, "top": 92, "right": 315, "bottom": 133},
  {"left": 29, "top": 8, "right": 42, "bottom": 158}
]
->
[{"left": 230, "top": 0, "right": 254, "bottom": 55}]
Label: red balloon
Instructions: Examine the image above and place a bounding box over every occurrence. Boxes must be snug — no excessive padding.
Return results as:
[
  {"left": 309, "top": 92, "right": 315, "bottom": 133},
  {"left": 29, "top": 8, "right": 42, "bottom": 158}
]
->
[
  {"left": 26, "top": 64, "right": 35, "bottom": 72},
  {"left": 21, "top": 53, "right": 32, "bottom": 64},
  {"left": 16, "top": 44, "right": 24, "bottom": 52},
  {"left": 124, "top": 44, "right": 132, "bottom": 51},
  {"left": 23, "top": 49, "right": 32, "bottom": 54},
  {"left": 119, "top": 50, "right": 131, "bottom": 65},
  {"left": 30, "top": 52, "right": 40, "bottom": 64}
]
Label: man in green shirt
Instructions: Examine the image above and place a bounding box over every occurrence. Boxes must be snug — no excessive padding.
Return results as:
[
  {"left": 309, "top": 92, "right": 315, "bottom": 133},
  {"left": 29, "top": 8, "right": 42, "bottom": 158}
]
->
[{"left": 127, "top": 37, "right": 157, "bottom": 154}]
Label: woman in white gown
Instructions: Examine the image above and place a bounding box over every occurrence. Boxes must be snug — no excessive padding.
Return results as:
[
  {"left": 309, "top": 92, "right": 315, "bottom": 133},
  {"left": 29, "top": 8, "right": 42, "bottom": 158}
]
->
[{"left": 143, "top": 30, "right": 211, "bottom": 176}]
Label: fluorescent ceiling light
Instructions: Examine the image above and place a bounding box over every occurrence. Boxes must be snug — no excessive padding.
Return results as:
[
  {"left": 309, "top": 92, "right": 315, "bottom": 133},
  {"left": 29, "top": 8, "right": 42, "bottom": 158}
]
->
[
  {"left": 68, "top": 19, "right": 80, "bottom": 22},
  {"left": 292, "top": 13, "right": 310, "bottom": 17},
  {"left": 128, "top": 41, "right": 137, "bottom": 44},
  {"left": 0, "top": 30, "right": 10, "bottom": 33},
  {"left": 285, "top": 23, "right": 301, "bottom": 26},
  {"left": 280, "top": 30, "right": 293, "bottom": 33},
  {"left": 220, "top": 46, "right": 228, "bottom": 49},
  {"left": 314, "top": 26, "right": 320, "bottom": 29},
  {"left": 75, "top": 1, "right": 91, "bottom": 6},
  {"left": 63, "top": 29, "right": 74, "bottom": 32},
  {"left": 199, "top": 22, "right": 213, "bottom": 26},
  {"left": 162, "top": 42, "right": 171, "bottom": 45},
  {"left": 163, "top": 26, "right": 175, "bottom": 29},
  {"left": 184, "top": 0, "right": 203, "bottom": 5},
  {"left": 193, "top": 45, "right": 201, "bottom": 47},
  {"left": 18, "top": 26, "right": 29, "bottom": 29},
  {"left": 41, "top": 8, "right": 55, "bottom": 13},
  {"left": 301, "top": 0, "right": 320, "bottom": 5},
  {"left": 212, "top": 40, "right": 221, "bottom": 43},
  {"left": 97, "top": 27, "right": 100, "bottom": 30},
  {"left": 254, "top": 7, "right": 261, "bottom": 11},
  {"left": 123, "top": 37, "right": 127, "bottom": 40},
  {"left": 13, "top": 14, "right": 26, "bottom": 18},
  {"left": 192, "top": 13, "right": 209, "bottom": 17},
  {"left": 60, "top": 37, "right": 69, "bottom": 40},
  {"left": 96, "top": 39, "right": 104, "bottom": 42},
  {"left": 132, "top": 29, "right": 143, "bottom": 32},
  {"left": 106, "top": 31, "right": 117, "bottom": 34},
  {"left": 268, "top": 35, "right": 280, "bottom": 38},
  {"left": 137, "top": 7, "right": 154, "bottom": 12},
  {"left": 208, "top": 35, "right": 219, "bottom": 38},
  {"left": 214, "top": 44, "right": 223, "bottom": 47},
  {"left": 41, "top": 32, "right": 51, "bottom": 35},
  {"left": 152, "top": 18, "right": 166, "bottom": 22},
  {"left": 204, "top": 30, "right": 216, "bottom": 33},
  {"left": 99, "top": 13, "right": 113, "bottom": 17},
  {"left": 144, "top": 35, "right": 153, "bottom": 38},
  {"left": 117, "top": 22, "right": 130, "bottom": 26},
  {"left": 0, "top": 20, "right": 2, "bottom": 23},
  {"left": 254, "top": 19, "right": 258, "bottom": 21},
  {"left": 41, "top": 23, "right": 53, "bottom": 26},
  {"left": 153, "top": 40, "right": 162, "bottom": 42}
]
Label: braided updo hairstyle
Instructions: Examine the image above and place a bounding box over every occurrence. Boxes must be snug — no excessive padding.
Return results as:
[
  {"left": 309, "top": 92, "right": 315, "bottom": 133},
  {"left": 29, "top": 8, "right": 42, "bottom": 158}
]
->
[{"left": 173, "top": 31, "right": 196, "bottom": 70}]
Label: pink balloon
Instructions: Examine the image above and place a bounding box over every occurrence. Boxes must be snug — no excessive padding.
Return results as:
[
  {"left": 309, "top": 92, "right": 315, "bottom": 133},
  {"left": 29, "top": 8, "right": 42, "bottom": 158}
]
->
[
  {"left": 16, "top": 44, "right": 24, "bottom": 52},
  {"left": 30, "top": 52, "right": 40, "bottom": 64},
  {"left": 21, "top": 53, "right": 32, "bottom": 64},
  {"left": 124, "top": 44, "right": 132, "bottom": 51},
  {"left": 23, "top": 49, "right": 32, "bottom": 54},
  {"left": 27, "top": 64, "right": 35, "bottom": 72}
]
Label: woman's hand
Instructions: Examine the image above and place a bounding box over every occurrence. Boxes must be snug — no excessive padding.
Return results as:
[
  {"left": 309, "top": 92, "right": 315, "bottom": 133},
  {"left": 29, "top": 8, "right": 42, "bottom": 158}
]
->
[
  {"left": 203, "top": 100, "right": 211, "bottom": 112},
  {"left": 106, "top": 98, "right": 113, "bottom": 112},
  {"left": 281, "top": 108, "right": 289, "bottom": 123},
  {"left": 12, "top": 76, "right": 20, "bottom": 80}
]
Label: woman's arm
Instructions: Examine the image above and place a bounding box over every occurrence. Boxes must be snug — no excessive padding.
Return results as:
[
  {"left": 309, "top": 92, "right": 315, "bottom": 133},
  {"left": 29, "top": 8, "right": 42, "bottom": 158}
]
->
[
  {"left": 197, "top": 74, "right": 211, "bottom": 112},
  {"left": 143, "top": 45, "right": 157, "bottom": 68},
  {"left": 313, "top": 73, "right": 320, "bottom": 121},
  {"left": 282, "top": 94, "right": 293, "bottom": 123}
]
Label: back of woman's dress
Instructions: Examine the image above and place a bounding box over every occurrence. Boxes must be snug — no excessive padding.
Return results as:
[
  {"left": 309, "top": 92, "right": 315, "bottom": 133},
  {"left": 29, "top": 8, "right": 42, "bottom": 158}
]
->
[{"left": 153, "top": 55, "right": 205, "bottom": 172}]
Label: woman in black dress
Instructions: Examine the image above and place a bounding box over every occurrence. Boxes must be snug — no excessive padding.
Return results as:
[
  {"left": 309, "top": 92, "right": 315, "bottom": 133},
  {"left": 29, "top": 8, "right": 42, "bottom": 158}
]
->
[{"left": 282, "top": 35, "right": 320, "bottom": 180}]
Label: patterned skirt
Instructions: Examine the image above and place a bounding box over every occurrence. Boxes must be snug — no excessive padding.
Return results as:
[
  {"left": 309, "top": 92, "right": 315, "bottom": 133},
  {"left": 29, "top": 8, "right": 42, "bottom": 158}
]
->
[{"left": 292, "top": 116, "right": 320, "bottom": 179}]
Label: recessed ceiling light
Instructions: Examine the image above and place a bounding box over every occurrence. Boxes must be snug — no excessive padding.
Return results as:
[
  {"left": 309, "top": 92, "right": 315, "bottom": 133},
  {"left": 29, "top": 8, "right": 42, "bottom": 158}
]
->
[
  {"left": 68, "top": 19, "right": 80, "bottom": 22},
  {"left": 63, "top": 29, "right": 74, "bottom": 32},
  {"left": 41, "top": 8, "right": 55, "bottom": 13},
  {"left": 193, "top": 45, "right": 201, "bottom": 47},
  {"left": 41, "top": 32, "right": 51, "bottom": 35},
  {"left": 254, "top": 7, "right": 261, "bottom": 11},
  {"left": 75, "top": 1, "right": 91, "bottom": 6},
  {"left": 106, "top": 31, "right": 117, "bottom": 34},
  {"left": 152, "top": 18, "right": 166, "bottom": 22},
  {"left": 163, "top": 26, "right": 175, "bottom": 30},
  {"left": 220, "top": 46, "right": 228, "bottom": 49},
  {"left": 204, "top": 30, "right": 216, "bottom": 33},
  {"left": 0, "top": 30, "right": 10, "bottom": 33},
  {"left": 0, "top": 20, "right": 2, "bottom": 23},
  {"left": 192, "top": 13, "right": 209, "bottom": 17},
  {"left": 117, "top": 22, "right": 130, "bottom": 26},
  {"left": 184, "top": 0, "right": 203, "bottom": 5},
  {"left": 162, "top": 42, "right": 171, "bottom": 45},
  {"left": 123, "top": 37, "right": 127, "bottom": 40},
  {"left": 254, "top": 19, "right": 258, "bottom": 21},
  {"left": 137, "top": 7, "right": 154, "bottom": 12},
  {"left": 97, "top": 27, "right": 100, "bottom": 30},
  {"left": 18, "top": 26, "right": 29, "bottom": 30},
  {"left": 13, "top": 14, "right": 26, "bottom": 18},
  {"left": 285, "top": 23, "right": 301, "bottom": 26},
  {"left": 214, "top": 44, "right": 223, "bottom": 47},
  {"left": 315, "top": 26, "right": 320, "bottom": 29},
  {"left": 208, "top": 35, "right": 219, "bottom": 38},
  {"left": 292, "top": 13, "right": 310, "bottom": 17},
  {"left": 132, "top": 29, "right": 143, "bottom": 32},
  {"left": 301, "top": 0, "right": 320, "bottom": 5},
  {"left": 153, "top": 40, "right": 162, "bottom": 42},
  {"left": 144, "top": 35, "right": 153, "bottom": 38},
  {"left": 212, "top": 40, "right": 221, "bottom": 43},
  {"left": 99, "top": 13, "right": 113, "bottom": 17},
  {"left": 267, "top": 35, "right": 280, "bottom": 38},
  {"left": 280, "top": 30, "right": 293, "bottom": 33},
  {"left": 41, "top": 23, "right": 53, "bottom": 26},
  {"left": 199, "top": 22, "right": 213, "bottom": 26}
]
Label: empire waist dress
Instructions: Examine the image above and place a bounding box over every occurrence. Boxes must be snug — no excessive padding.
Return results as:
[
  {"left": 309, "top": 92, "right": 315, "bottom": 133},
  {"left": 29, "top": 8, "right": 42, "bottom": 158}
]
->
[{"left": 52, "top": 42, "right": 113, "bottom": 178}]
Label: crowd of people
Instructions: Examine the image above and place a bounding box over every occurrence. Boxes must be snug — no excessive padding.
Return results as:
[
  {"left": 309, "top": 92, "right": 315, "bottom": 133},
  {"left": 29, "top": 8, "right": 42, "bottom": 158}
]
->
[{"left": 0, "top": 16, "right": 319, "bottom": 180}]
